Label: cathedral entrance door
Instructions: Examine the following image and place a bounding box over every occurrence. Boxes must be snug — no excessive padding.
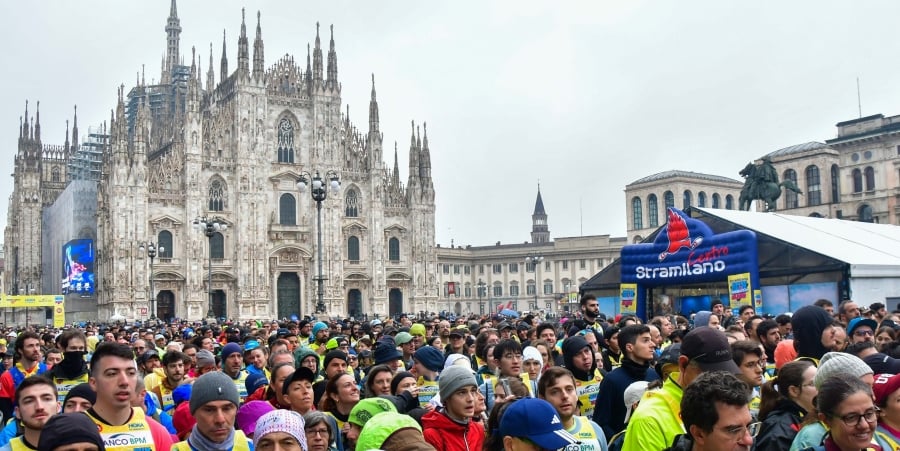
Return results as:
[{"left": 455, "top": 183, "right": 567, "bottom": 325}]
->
[
  {"left": 347, "top": 290, "right": 362, "bottom": 319},
  {"left": 389, "top": 288, "right": 403, "bottom": 318},
  {"left": 157, "top": 291, "right": 175, "bottom": 321},
  {"left": 211, "top": 290, "right": 227, "bottom": 319},
  {"left": 277, "top": 273, "right": 301, "bottom": 320}
]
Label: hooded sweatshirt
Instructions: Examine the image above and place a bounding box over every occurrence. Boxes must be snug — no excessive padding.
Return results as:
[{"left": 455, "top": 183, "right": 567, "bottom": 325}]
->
[
  {"left": 422, "top": 410, "right": 484, "bottom": 451},
  {"left": 693, "top": 311, "right": 712, "bottom": 328},
  {"left": 791, "top": 305, "right": 833, "bottom": 363},
  {"left": 563, "top": 335, "right": 603, "bottom": 418}
]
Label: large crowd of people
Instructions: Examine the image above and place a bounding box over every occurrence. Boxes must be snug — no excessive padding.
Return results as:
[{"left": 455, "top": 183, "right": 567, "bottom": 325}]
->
[{"left": 0, "top": 295, "right": 891, "bottom": 450}]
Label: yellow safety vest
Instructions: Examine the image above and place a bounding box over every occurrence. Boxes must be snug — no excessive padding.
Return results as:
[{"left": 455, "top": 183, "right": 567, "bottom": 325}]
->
[
  {"left": 227, "top": 370, "right": 249, "bottom": 399},
  {"left": 417, "top": 377, "right": 440, "bottom": 408},
  {"left": 171, "top": 431, "right": 252, "bottom": 451},
  {"left": 86, "top": 407, "right": 156, "bottom": 451},
  {"left": 567, "top": 416, "right": 603, "bottom": 451},
  {"left": 575, "top": 370, "right": 603, "bottom": 418},
  {"left": 54, "top": 373, "right": 90, "bottom": 403},
  {"left": 159, "top": 383, "right": 175, "bottom": 411},
  {"left": 6, "top": 436, "right": 36, "bottom": 451}
]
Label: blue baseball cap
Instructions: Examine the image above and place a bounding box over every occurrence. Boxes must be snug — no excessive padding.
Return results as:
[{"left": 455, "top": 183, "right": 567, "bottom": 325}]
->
[
  {"left": 847, "top": 317, "right": 878, "bottom": 337},
  {"left": 499, "top": 398, "right": 579, "bottom": 450}
]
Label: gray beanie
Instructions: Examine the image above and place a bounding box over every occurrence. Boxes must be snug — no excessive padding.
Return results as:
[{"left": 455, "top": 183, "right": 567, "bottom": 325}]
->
[
  {"left": 190, "top": 371, "right": 241, "bottom": 415},
  {"left": 815, "top": 352, "right": 873, "bottom": 390},
  {"left": 439, "top": 365, "right": 477, "bottom": 401},
  {"left": 196, "top": 349, "right": 216, "bottom": 369}
]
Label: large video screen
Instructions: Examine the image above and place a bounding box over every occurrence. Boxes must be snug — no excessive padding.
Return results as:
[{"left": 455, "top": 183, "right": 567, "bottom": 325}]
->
[{"left": 62, "top": 239, "right": 94, "bottom": 295}]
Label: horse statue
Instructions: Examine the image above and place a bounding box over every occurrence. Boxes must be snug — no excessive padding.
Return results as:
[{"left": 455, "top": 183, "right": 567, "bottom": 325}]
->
[{"left": 738, "top": 160, "right": 803, "bottom": 211}]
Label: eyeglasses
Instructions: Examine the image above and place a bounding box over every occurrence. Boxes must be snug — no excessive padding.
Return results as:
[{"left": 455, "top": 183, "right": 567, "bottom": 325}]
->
[
  {"left": 854, "top": 330, "right": 874, "bottom": 337},
  {"left": 835, "top": 408, "right": 879, "bottom": 427},
  {"left": 306, "top": 428, "right": 330, "bottom": 437},
  {"left": 722, "top": 422, "right": 761, "bottom": 439},
  {"left": 742, "top": 360, "right": 766, "bottom": 370},
  {"left": 502, "top": 353, "right": 523, "bottom": 361}
]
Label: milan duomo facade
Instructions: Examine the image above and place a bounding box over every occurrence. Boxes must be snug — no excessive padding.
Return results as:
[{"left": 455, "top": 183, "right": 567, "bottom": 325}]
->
[{"left": 6, "top": 1, "right": 438, "bottom": 322}]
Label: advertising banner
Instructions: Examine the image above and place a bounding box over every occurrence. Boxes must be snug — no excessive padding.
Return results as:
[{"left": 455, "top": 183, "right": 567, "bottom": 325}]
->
[
  {"left": 728, "top": 273, "right": 752, "bottom": 308},
  {"left": 62, "top": 239, "right": 95, "bottom": 295},
  {"left": 619, "top": 283, "right": 637, "bottom": 314},
  {"left": 0, "top": 295, "right": 65, "bottom": 327}
]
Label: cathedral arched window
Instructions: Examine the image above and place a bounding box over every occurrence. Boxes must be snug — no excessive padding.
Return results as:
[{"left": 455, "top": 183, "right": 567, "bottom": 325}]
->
[
  {"left": 158, "top": 231, "right": 173, "bottom": 258},
  {"left": 279, "top": 193, "right": 296, "bottom": 225},
  {"left": 712, "top": 193, "right": 721, "bottom": 209},
  {"left": 865, "top": 166, "right": 875, "bottom": 191},
  {"left": 784, "top": 169, "right": 799, "bottom": 209},
  {"left": 631, "top": 197, "right": 643, "bottom": 230},
  {"left": 277, "top": 118, "right": 295, "bottom": 164},
  {"left": 647, "top": 194, "right": 659, "bottom": 227},
  {"left": 345, "top": 189, "right": 359, "bottom": 218},
  {"left": 51, "top": 167, "right": 60, "bottom": 183},
  {"left": 210, "top": 232, "right": 224, "bottom": 259},
  {"left": 831, "top": 164, "right": 840, "bottom": 202},
  {"left": 697, "top": 192, "right": 707, "bottom": 208},
  {"left": 725, "top": 194, "right": 734, "bottom": 210},
  {"left": 208, "top": 179, "right": 227, "bottom": 211},
  {"left": 852, "top": 168, "right": 863, "bottom": 193},
  {"left": 388, "top": 237, "right": 400, "bottom": 262},
  {"left": 348, "top": 236, "right": 360, "bottom": 262},
  {"left": 663, "top": 191, "right": 674, "bottom": 209},
  {"left": 683, "top": 190, "right": 692, "bottom": 209},
  {"left": 806, "top": 165, "right": 821, "bottom": 206}
]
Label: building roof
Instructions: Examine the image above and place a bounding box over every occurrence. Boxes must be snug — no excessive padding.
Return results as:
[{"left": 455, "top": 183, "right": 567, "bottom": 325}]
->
[
  {"left": 629, "top": 170, "right": 742, "bottom": 186},
  {"left": 533, "top": 188, "right": 546, "bottom": 216},
  {"left": 763, "top": 141, "right": 828, "bottom": 159}
]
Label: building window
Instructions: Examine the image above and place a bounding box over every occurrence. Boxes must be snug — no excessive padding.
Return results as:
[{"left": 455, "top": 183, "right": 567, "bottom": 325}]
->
[
  {"left": 526, "top": 261, "right": 536, "bottom": 272},
  {"left": 509, "top": 263, "right": 518, "bottom": 273},
  {"left": 712, "top": 193, "right": 721, "bottom": 209},
  {"left": 464, "top": 284, "right": 472, "bottom": 297},
  {"left": 697, "top": 191, "right": 706, "bottom": 208},
  {"left": 562, "top": 260, "right": 568, "bottom": 270},
  {"left": 442, "top": 264, "right": 450, "bottom": 274},
  {"left": 443, "top": 284, "right": 449, "bottom": 298},
  {"left": 493, "top": 284, "right": 503, "bottom": 297},
  {"left": 543, "top": 281, "right": 553, "bottom": 294},
  {"left": 544, "top": 261, "right": 551, "bottom": 271},
  {"left": 344, "top": 189, "right": 359, "bottom": 217},
  {"left": 865, "top": 166, "right": 875, "bottom": 191},
  {"left": 208, "top": 179, "right": 227, "bottom": 211},
  {"left": 805, "top": 165, "right": 821, "bottom": 206},
  {"left": 648, "top": 194, "right": 659, "bottom": 227},
  {"left": 454, "top": 264, "right": 460, "bottom": 274},
  {"left": 510, "top": 284, "right": 519, "bottom": 297},
  {"left": 492, "top": 264, "right": 502, "bottom": 274},
  {"left": 51, "top": 167, "right": 60, "bottom": 183},
  {"left": 831, "top": 164, "right": 840, "bottom": 203},
  {"left": 158, "top": 230, "right": 173, "bottom": 258},
  {"left": 784, "top": 169, "right": 798, "bottom": 209},
  {"left": 464, "top": 265, "right": 471, "bottom": 275},
  {"left": 347, "top": 236, "right": 360, "bottom": 262},
  {"left": 683, "top": 190, "right": 692, "bottom": 209},
  {"left": 210, "top": 232, "right": 224, "bottom": 259},
  {"left": 664, "top": 190, "right": 674, "bottom": 209},
  {"left": 388, "top": 237, "right": 400, "bottom": 262},
  {"left": 478, "top": 265, "right": 484, "bottom": 275},
  {"left": 277, "top": 118, "right": 295, "bottom": 163},
  {"left": 852, "top": 168, "right": 863, "bottom": 193},
  {"left": 725, "top": 194, "right": 734, "bottom": 210},
  {"left": 632, "top": 197, "right": 643, "bottom": 229},
  {"left": 279, "top": 193, "right": 296, "bottom": 225},
  {"left": 858, "top": 204, "right": 874, "bottom": 223},
  {"left": 580, "top": 259, "right": 586, "bottom": 269},
  {"left": 526, "top": 283, "right": 536, "bottom": 295}
]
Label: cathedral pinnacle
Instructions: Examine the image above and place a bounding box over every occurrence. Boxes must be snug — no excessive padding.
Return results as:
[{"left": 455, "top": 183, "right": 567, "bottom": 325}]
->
[
  {"left": 34, "top": 101, "right": 40, "bottom": 143},
  {"left": 238, "top": 8, "right": 250, "bottom": 75},
  {"left": 253, "top": 10, "right": 265, "bottom": 79},
  {"left": 368, "top": 73, "right": 379, "bottom": 134},
  {"left": 207, "top": 42, "right": 215, "bottom": 91},
  {"left": 326, "top": 24, "right": 338, "bottom": 88},
  {"left": 220, "top": 29, "right": 229, "bottom": 83},
  {"left": 72, "top": 105, "right": 78, "bottom": 150},
  {"left": 313, "top": 22, "right": 323, "bottom": 82},
  {"left": 165, "top": 0, "right": 182, "bottom": 81},
  {"left": 393, "top": 142, "right": 400, "bottom": 186}
]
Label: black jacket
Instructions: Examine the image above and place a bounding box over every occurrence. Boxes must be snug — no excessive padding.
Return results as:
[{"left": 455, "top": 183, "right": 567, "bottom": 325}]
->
[{"left": 755, "top": 399, "right": 806, "bottom": 451}]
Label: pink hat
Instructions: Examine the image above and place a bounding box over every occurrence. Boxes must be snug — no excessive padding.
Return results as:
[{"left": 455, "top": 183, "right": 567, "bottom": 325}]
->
[
  {"left": 873, "top": 374, "right": 900, "bottom": 407},
  {"left": 236, "top": 400, "right": 275, "bottom": 436}
]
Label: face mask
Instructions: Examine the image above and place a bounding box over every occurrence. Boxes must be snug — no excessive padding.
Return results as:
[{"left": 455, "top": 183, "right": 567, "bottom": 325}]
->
[{"left": 60, "top": 351, "right": 87, "bottom": 374}]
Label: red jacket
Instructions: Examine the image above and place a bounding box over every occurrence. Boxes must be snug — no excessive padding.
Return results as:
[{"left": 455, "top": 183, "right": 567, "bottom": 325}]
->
[{"left": 422, "top": 410, "right": 484, "bottom": 451}]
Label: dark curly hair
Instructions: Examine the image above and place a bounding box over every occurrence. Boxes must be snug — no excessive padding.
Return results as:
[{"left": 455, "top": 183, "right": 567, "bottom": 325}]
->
[{"left": 681, "top": 371, "right": 751, "bottom": 436}]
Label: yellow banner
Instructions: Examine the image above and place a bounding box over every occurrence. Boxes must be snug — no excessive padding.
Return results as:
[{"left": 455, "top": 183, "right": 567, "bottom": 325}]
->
[
  {"left": 753, "top": 290, "right": 762, "bottom": 311},
  {"left": 727, "top": 273, "right": 752, "bottom": 309},
  {"left": 619, "top": 284, "right": 638, "bottom": 314},
  {"left": 0, "top": 295, "right": 65, "bottom": 328}
]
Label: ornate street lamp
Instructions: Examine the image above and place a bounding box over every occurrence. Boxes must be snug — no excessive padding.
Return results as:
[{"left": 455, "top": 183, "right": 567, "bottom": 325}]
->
[
  {"left": 193, "top": 216, "right": 228, "bottom": 319},
  {"left": 526, "top": 253, "right": 544, "bottom": 311},
  {"left": 477, "top": 278, "right": 486, "bottom": 315},
  {"left": 138, "top": 241, "right": 164, "bottom": 319},
  {"left": 297, "top": 170, "right": 340, "bottom": 314}
]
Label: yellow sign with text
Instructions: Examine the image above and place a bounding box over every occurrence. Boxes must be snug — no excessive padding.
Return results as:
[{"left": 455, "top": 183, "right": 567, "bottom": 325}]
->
[
  {"left": 0, "top": 295, "right": 65, "bottom": 328},
  {"left": 727, "top": 273, "right": 752, "bottom": 309},
  {"left": 619, "top": 283, "right": 637, "bottom": 314}
]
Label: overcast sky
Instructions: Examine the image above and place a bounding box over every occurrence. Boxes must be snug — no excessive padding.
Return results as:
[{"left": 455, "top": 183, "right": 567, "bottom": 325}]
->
[{"left": 3, "top": 1, "right": 900, "bottom": 248}]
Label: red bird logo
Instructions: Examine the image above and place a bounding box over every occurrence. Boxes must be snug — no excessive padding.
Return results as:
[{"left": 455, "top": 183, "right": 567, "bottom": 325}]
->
[{"left": 659, "top": 208, "right": 703, "bottom": 261}]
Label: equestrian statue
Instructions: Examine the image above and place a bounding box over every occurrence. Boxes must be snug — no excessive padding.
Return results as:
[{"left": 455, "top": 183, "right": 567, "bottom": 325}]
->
[{"left": 738, "top": 156, "right": 803, "bottom": 211}]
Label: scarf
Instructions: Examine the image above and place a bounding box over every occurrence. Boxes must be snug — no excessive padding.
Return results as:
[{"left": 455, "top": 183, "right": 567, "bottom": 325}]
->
[
  {"left": 620, "top": 356, "right": 651, "bottom": 380},
  {"left": 187, "top": 423, "right": 235, "bottom": 451}
]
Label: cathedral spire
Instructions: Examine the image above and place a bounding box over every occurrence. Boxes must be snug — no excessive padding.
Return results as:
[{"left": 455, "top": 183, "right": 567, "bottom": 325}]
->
[
  {"left": 220, "top": 29, "right": 229, "bottom": 83},
  {"left": 34, "top": 101, "right": 41, "bottom": 143},
  {"left": 420, "top": 122, "right": 431, "bottom": 178},
  {"left": 64, "top": 119, "right": 70, "bottom": 151},
  {"left": 165, "top": 0, "right": 181, "bottom": 80},
  {"left": 326, "top": 24, "right": 337, "bottom": 89},
  {"left": 207, "top": 42, "right": 215, "bottom": 90},
  {"left": 237, "top": 8, "right": 250, "bottom": 75},
  {"left": 393, "top": 142, "right": 400, "bottom": 186},
  {"left": 408, "top": 120, "right": 419, "bottom": 178},
  {"left": 313, "top": 22, "right": 323, "bottom": 82},
  {"left": 531, "top": 184, "right": 550, "bottom": 243},
  {"left": 368, "top": 74, "right": 379, "bottom": 134},
  {"left": 252, "top": 11, "right": 265, "bottom": 80},
  {"left": 72, "top": 105, "right": 79, "bottom": 150},
  {"left": 22, "top": 100, "right": 29, "bottom": 141}
]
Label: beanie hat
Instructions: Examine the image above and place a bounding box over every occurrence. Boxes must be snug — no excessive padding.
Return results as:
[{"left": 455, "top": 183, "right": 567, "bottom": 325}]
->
[
  {"left": 444, "top": 354, "right": 470, "bottom": 370},
  {"left": 254, "top": 410, "right": 307, "bottom": 450},
  {"left": 413, "top": 346, "right": 444, "bottom": 373},
  {"left": 874, "top": 373, "right": 900, "bottom": 407},
  {"left": 373, "top": 336, "right": 402, "bottom": 365},
  {"left": 324, "top": 350, "right": 349, "bottom": 370},
  {"left": 391, "top": 371, "right": 416, "bottom": 395},
  {"left": 63, "top": 382, "right": 96, "bottom": 407},
  {"left": 815, "top": 352, "right": 873, "bottom": 390},
  {"left": 190, "top": 371, "right": 241, "bottom": 415},
  {"left": 173, "top": 383, "right": 192, "bottom": 406},
  {"left": 172, "top": 402, "right": 196, "bottom": 440},
  {"left": 237, "top": 400, "right": 275, "bottom": 437},
  {"left": 409, "top": 323, "right": 426, "bottom": 337},
  {"left": 438, "top": 365, "right": 477, "bottom": 401},
  {"left": 221, "top": 342, "right": 243, "bottom": 360},
  {"left": 196, "top": 349, "right": 216, "bottom": 369},
  {"left": 349, "top": 397, "right": 398, "bottom": 427},
  {"left": 693, "top": 311, "right": 712, "bottom": 328},
  {"left": 38, "top": 413, "right": 105, "bottom": 451},
  {"left": 792, "top": 305, "right": 833, "bottom": 360},
  {"left": 245, "top": 372, "right": 268, "bottom": 395},
  {"left": 312, "top": 322, "right": 329, "bottom": 337},
  {"left": 523, "top": 346, "right": 543, "bottom": 368},
  {"left": 356, "top": 412, "right": 422, "bottom": 451}
]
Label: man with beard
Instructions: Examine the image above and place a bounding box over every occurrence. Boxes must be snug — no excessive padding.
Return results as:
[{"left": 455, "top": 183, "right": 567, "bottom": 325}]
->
[
  {"left": 220, "top": 343, "right": 250, "bottom": 400},
  {"left": 562, "top": 335, "right": 603, "bottom": 418},
  {"left": 297, "top": 320, "right": 312, "bottom": 347},
  {"left": 540, "top": 367, "right": 609, "bottom": 451},
  {"left": 0, "top": 332, "right": 46, "bottom": 422},
  {"left": 581, "top": 295, "right": 605, "bottom": 332},
  {"left": 310, "top": 322, "right": 330, "bottom": 355},
  {"left": 151, "top": 351, "right": 190, "bottom": 412},
  {"left": 1, "top": 376, "right": 58, "bottom": 451},
  {"left": 46, "top": 329, "right": 89, "bottom": 403},
  {"left": 754, "top": 319, "right": 781, "bottom": 378},
  {"left": 592, "top": 324, "right": 659, "bottom": 440}
]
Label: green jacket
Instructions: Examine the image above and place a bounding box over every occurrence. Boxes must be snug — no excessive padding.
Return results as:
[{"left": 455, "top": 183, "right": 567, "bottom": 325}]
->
[{"left": 621, "top": 372, "right": 685, "bottom": 451}]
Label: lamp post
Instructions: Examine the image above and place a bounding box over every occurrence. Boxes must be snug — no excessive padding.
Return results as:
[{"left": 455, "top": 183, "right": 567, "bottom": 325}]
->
[
  {"left": 138, "top": 241, "right": 163, "bottom": 320},
  {"left": 297, "top": 170, "right": 341, "bottom": 314},
  {"left": 193, "top": 216, "right": 227, "bottom": 319},
  {"left": 477, "top": 278, "right": 486, "bottom": 315},
  {"left": 526, "top": 253, "right": 544, "bottom": 311}
]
